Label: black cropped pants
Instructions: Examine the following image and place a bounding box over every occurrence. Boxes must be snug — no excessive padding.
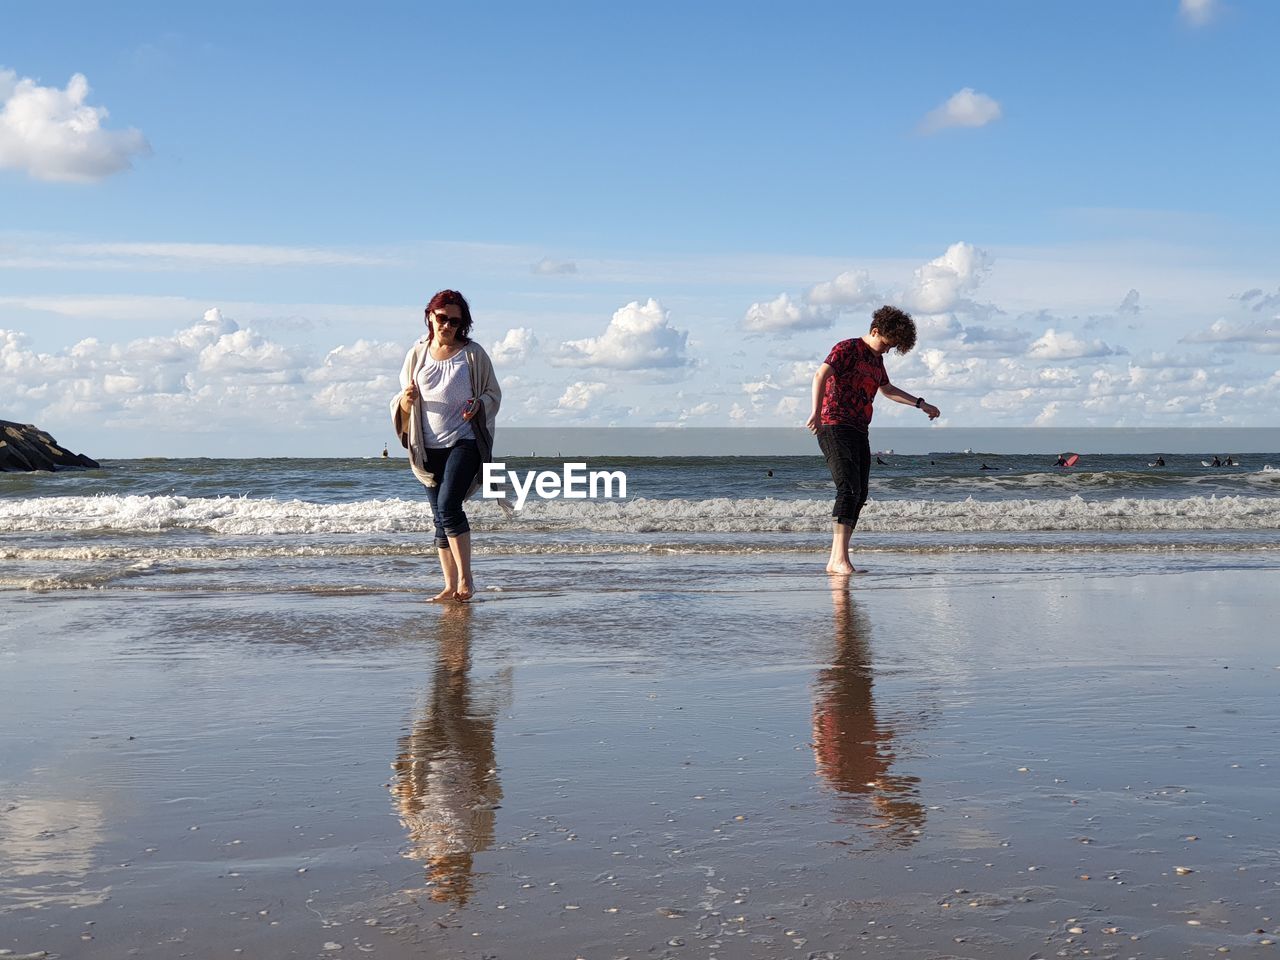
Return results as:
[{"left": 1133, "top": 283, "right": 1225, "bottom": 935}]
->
[{"left": 816, "top": 424, "right": 871, "bottom": 529}]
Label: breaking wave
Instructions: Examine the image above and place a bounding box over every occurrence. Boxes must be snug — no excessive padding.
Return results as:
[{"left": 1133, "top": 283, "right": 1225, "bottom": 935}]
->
[{"left": 2, "top": 493, "right": 1279, "bottom": 536}]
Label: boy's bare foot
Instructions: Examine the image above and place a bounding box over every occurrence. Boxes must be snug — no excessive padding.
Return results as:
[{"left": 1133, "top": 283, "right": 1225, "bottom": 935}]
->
[{"left": 825, "top": 561, "right": 861, "bottom": 575}]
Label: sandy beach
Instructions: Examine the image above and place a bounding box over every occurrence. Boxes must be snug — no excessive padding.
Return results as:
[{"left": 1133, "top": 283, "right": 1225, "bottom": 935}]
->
[{"left": 3, "top": 552, "right": 1277, "bottom": 958}]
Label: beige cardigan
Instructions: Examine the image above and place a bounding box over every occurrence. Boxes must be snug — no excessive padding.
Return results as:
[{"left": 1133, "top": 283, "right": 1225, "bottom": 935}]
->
[{"left": 390, "top": 338, "right": 501, "bottom": 494}]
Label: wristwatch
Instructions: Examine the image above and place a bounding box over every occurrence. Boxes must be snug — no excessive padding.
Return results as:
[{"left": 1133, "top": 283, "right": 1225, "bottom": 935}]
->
[{"left": 915, "top": 396, "right": 924, "bottom": 409}]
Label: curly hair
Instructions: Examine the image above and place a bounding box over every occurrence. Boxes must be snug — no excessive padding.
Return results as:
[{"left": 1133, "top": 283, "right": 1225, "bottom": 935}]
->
[
  {"left": 424, "top": 289, "right": 473, "bottom": 344},
  {"left": 870, "top": 305, "right": 917, "bottom": 355}
]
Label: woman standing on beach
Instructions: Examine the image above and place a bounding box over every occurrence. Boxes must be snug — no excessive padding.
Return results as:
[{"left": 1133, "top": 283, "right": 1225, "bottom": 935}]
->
[
  {"left": 392, "top": 290, "right": 501, "bottom": 602},
  {"left": 806, "top": 305, "right": 939, "bottom": 575}
]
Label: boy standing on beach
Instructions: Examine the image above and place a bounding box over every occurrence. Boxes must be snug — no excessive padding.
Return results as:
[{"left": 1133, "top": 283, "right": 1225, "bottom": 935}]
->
[{"left": 806, "top": 306, "right": 940, "bottom": 574}]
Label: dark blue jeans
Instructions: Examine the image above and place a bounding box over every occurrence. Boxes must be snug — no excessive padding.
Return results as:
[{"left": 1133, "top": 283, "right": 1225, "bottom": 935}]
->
[
  {"left": 817, "top": 424, "right": 871, "bottom": 528},
  {"left": 423, "top": 440, "right": 481, "bottom": 549}
]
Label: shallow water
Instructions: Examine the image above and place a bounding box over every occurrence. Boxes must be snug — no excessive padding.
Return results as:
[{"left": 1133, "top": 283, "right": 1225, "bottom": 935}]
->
[
  {"left": 2, "top": 555, "right": 1277, "bottom": 958},
  {"left": 4, "top": 454, "right": 1279, "bottom": 594}
]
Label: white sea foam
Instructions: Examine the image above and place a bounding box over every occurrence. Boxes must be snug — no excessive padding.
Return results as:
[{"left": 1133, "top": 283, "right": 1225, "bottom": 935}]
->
[{"left": 2, "top": 492, "right": 1279, "bottom": 536}]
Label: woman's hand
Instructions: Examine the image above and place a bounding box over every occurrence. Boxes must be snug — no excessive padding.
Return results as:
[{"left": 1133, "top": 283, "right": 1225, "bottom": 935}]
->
[
  {"left": 921, "top": 402, "right": 941, "bottom": 421},
  {"left": 400, "top": 383, "right": 419, "bottom": 412},
  {"left": 461, "top": 398, "right": 477, "bottom": 422},
  {"left": 805, "top": 411, "right": 820, "bottom": 433}
]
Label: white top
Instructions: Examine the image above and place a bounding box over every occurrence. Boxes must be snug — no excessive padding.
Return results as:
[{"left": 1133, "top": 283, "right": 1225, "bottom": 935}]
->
[{"left": 416, "top": 350, "right": 475, "bottom": 448}]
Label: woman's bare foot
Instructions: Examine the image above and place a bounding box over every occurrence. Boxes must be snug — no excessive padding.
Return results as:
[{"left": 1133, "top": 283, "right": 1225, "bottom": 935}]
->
[
  {"left": 453, "top": 580, "right": 475, "bottom": 603},
  {"left": 428, "top": 587, "right": 457, "bottom": 602},
  {"left": 826, "top": 561, "right": 855, "bottom": 575}
]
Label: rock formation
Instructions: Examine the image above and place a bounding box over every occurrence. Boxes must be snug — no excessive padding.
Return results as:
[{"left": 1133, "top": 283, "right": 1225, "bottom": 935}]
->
[{"left": 0, "top": 420, "right": 100, "bottom": 472}]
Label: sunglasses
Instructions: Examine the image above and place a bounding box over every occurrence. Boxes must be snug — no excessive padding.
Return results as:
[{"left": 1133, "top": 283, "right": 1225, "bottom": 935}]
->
[{"left": 431, "top": 314, "right": 464, "bottom": 328}]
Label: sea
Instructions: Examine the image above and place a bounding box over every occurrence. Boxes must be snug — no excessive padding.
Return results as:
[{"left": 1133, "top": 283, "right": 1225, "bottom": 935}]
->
[{"left": 3, "top": 446, "right": 1279, "bottom": 593}]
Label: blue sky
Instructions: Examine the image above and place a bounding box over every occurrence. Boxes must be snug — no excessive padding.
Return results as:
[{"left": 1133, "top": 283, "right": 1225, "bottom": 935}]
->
[{"left": 3, "top": 0, "right": 1278, "bottom": 456}]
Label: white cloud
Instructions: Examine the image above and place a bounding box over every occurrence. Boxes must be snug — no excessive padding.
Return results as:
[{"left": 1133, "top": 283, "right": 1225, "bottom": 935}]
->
[
  {"left": 743, "top": 267, "right": 881, "bottom": 335},
  {"left": 684, "top": 401, "right": 718, "bottom": 418},
  {"left": 491, "top": 327, "right": 538, "bottom": 365},
  {"left": 555, "top": 298, "right": 690, "bottom": 370},
  {"left": 1028, "top": 328, "right": 1116, "bottom": 360},
  {"left": 904, "top": 242, "right": 992, "bottom": 314},
  {"left": 920, "top": 88, "right": 1003, "bottom": 134},
  {"left": 1179, "top": 0, "right": 1216, "bottom": 26},
  {"left": 725, "top": 246, "right": 1280, "bottom": 427},
  {"left": 1033, "top": 401, "right": 1066, "bottom": 426},
  {"left": 1182, "top": 318, "right": 1280, "bottom": 350},
  {"left": 916, "top": 313, "right": 965, "bottom": 340},
  {"left": 556, "top": 381, "right": 607, "bottom": 411},
  {"left": 531, "top": 256, "right": 577, "bottom": 276},
  {"left": 0, "top": 307, "right": 409, "bottom": 430},
  {"left": 7, "top": 233, "right": 1280, "bottom": 441},
  {"left": 1233, "top": 286, "right": 1280, "bottom": 313},
  {"left": 311, "top": 379, "right": 397, "bottom": 417},
  {"left": 312, "top": 339, "right": 405, "bottom": 383},
  {"left": 806, "top": 269, "right": 877, "bottom": 307},
  {"left": 0, "top": 69, "right": 149, "bottom": 182},
  {"left": 739, "top": 372, "right": 805, "bottom": 419},
  {"left": 955, "top": 324, "right": 1030, "bottom": 357},
  {"left": 774, "top": 395, "right": 803, "bottom": 419},
  {"left": 198, "top": 329, "right": 299, "bottom": 378},
  {"left": 1132, "top": 350, "right": 1227, "bottom": 370},
  {"left": 102, "top": 373, "right": 143, "bottom": 395},
  {"left": 742, "top": 375, "right": 782, "bottom": 397},
  {"left": 180, "top": 307, "right": 239, "bottom": 349},
  {"left": 894, "top": 339, "right": 1280, "bottom": 428},
  {"left": 51, "top": 241, "right": 395, "bottom": 268},
  {"left": 1036, "top": 366, "right": 1080, "bottom": 386},
  {"left": 1117, "top": 289, "right": 1141, "bottom": 315},
  {"left": 778, "top": 360, "right": 817, "bottom": 388},
  {"left": 0, "top": 294, "right": 406, "bottom": 330},
  {"left": 744, "top": 244, "right": 994, "bottom": 338},
  {"left": 742, "top": 292, "right": 829, "bottom": 333}
]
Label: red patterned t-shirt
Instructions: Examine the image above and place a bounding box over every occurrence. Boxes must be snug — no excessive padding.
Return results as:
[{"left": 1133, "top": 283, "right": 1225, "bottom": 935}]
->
[{"left": 820, "top": 337, "right": 887, "bottom": 430}]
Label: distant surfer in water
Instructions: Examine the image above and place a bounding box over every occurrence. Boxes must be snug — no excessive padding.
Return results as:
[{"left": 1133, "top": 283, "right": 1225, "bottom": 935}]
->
[
  {"left": 1155, "top": 456, "right": 1165, "bottom": 467},
  {"left": 392, "top": 290, "right": 502, "bottom": 602},
  {"left": 876, "top": 456, "right": 888, "bottom": 466},
  {"left": 807, "top": 305, "right": 940, "bottom": 575},
  {"left": 980, "top": 463, "right": 995, "bottom": 471},
  {"left": 1212, "top": 455, "right": 1222, "bottom": 467},
  {"left": 1054, "top": 455, "right": 1068, "bottom": 467}
]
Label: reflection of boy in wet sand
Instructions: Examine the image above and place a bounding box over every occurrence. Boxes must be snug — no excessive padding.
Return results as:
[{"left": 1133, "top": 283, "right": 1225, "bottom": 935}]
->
[
  {"left": 390, "top": 605, "right": 509, "bottom": 904},
  {"left": 811, "top": 587, "right": 925, "bottom": 846}
]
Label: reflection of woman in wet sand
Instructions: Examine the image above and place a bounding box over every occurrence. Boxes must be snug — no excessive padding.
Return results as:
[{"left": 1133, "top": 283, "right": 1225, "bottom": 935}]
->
[
  {"left": 811, "top": 586, "right": 925, "bottom": 847},
  {"left": 390, "top": 605, "right": 510, "bottom": 904}
]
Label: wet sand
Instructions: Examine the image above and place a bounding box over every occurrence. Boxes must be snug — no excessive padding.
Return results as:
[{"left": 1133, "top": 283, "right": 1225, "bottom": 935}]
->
[{"left": 2, "top": 554, "right": 1278, "bottom": 958}]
